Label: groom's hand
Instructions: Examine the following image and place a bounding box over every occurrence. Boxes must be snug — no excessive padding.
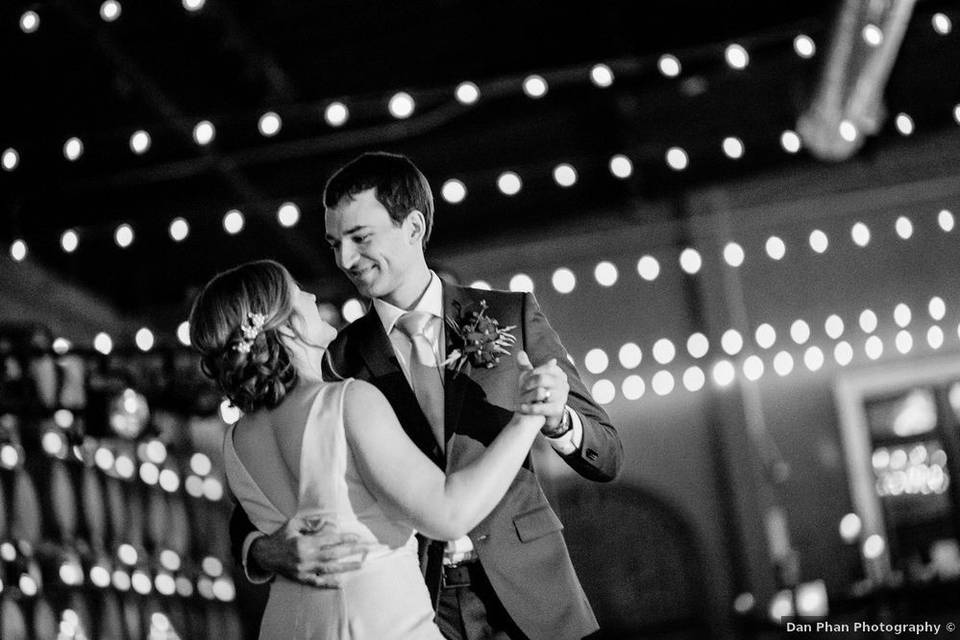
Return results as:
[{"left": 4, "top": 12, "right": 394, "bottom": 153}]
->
[
  {"left": 249, "top": 521, "right": 367, "bottom": 589},
  {"left": 518, "top": 357, "right": 570, "bottom": 431}
]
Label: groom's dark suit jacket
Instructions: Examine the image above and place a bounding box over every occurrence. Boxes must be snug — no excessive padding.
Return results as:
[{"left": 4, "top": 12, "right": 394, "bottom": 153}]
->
[{"left": 230, "top": 282, "right": 623, "bottom": 640}]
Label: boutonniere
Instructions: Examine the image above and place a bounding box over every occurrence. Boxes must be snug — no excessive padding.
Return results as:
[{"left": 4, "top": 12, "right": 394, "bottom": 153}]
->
[{"left": 442, "top": 300, "right": 517, "bottom": 374}]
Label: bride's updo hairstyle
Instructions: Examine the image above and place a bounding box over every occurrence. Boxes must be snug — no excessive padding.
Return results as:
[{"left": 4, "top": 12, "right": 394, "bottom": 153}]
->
[{"left": 189, "top": 260, "right": 303, "bottom": 414}]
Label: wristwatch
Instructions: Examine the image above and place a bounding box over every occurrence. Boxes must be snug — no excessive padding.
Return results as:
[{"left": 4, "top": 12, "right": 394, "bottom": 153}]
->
[{"left": 542, "top": 406, "right": 573, "bottom": 438}]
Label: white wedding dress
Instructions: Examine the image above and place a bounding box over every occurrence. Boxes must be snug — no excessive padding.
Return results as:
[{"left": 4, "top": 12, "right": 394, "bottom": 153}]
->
[{"left": 223, "top": 380, "right": 444, "bottom": 639}]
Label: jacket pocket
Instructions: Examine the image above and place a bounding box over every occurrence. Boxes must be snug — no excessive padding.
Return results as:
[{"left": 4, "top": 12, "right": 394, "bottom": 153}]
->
[{"left": 513, "top": 505, "right": 563, "bottom": 543}]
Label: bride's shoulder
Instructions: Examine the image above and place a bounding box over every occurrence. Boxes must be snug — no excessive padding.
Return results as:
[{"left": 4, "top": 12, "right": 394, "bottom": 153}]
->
[{"left": 341, "top": 379, "right": 391, "bottom": 422}]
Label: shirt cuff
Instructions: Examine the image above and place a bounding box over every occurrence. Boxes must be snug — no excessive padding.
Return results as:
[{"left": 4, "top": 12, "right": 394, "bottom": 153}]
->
[
  {"left": 547, "top": 406, "right": 583, "bottom": 455},
  {"left": 242, "top": 531, "right": 274, "bottom": 585}
]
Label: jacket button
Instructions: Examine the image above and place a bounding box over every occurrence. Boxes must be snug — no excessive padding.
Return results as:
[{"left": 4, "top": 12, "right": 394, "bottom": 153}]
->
[{"left": 586, "top": 448, "right": 599, "bottom": 461}]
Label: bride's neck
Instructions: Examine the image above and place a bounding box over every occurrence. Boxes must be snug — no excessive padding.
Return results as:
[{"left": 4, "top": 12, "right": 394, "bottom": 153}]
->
[{"left": 285, "top": 339, "right": 326, "bottom": 382}]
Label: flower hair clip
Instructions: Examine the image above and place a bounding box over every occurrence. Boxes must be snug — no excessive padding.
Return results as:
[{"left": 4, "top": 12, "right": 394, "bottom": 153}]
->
[{"left": 234, "top": 312, "right": 266, "bottom": 354}]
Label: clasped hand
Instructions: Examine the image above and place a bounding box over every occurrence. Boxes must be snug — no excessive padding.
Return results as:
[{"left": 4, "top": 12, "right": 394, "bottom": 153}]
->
[
  {"left": 251, "top": 518, "right": 370, "bottom": 589},
  {"left": 515, "top": 351, "right": 570, "bottom": 431}
]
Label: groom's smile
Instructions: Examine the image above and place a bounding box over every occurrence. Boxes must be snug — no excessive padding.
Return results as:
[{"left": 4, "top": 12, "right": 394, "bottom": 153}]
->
[{"left": 325, "top": 188, "right": 428, "bottom": 309}]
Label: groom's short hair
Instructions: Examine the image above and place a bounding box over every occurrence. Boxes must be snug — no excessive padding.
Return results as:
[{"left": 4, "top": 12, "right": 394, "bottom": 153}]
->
[{"left": 323, "top": 152, "right": 434, "bottom": 247}]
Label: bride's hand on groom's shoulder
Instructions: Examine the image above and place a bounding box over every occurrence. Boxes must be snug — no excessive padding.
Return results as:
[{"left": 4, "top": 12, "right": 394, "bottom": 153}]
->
[{"left": 250, "top": 518, "right": 369, "bottom": 588}]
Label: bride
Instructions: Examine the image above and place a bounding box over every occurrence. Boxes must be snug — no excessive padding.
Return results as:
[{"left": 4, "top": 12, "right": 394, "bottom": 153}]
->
[{"left": 188, "top": 260, "right": 547, "bottom": 639}]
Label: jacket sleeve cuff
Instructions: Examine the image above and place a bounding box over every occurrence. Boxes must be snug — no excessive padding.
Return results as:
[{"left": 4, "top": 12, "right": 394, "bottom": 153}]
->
[{"left": 242, "top": 531, "right": 274, "bottom": 585}]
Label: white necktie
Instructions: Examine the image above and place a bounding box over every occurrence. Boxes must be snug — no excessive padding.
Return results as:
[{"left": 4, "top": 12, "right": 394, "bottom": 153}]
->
[{"left": 395, "top": 311, "right": 445, "bottom": 449}]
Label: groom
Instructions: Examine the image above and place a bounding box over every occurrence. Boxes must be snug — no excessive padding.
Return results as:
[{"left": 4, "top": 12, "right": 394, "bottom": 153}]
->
[{"left": 230, "top": 152, "right": 623, "bottom": 639}]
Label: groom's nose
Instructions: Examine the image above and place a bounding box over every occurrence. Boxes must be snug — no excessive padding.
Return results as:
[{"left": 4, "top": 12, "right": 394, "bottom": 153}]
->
[{"left": 338, "top": 241, "right": 359, "bottom": 270}]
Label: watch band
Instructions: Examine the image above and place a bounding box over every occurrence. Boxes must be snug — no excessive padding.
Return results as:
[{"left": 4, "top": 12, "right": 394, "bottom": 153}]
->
[{"left": 542, "top": 406, "right": 573, "bottom": 438}]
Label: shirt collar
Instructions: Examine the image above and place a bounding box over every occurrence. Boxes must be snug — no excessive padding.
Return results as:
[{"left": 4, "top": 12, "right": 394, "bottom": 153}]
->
[{"left": 372, "top": 271, "right": 444, "bottom": 335}]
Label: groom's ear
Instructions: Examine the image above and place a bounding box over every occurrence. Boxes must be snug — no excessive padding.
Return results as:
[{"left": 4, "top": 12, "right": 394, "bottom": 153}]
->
[{"left": 404, "top": 210, "right": 427, "bottom": 246}]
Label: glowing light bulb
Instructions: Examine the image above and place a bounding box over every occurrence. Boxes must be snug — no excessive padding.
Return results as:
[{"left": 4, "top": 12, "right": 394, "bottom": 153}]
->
[
  {"left": 553, "top": 164, "right": 578, "bottom": 187},
  {"left": 277, "top": 202, "right": 300, "bottom": 227},
  {"left": 455, "top": 82, "right": 480, "bottom": 104},
  {"left": 658, "top": 54, "right": 681, "bottom": 77},
  {"left": 765, "top": 236, "right": 786, "bottom": 260},
  {"left": 666, "top": 147, "right": 689, "bottom": 170},
  {"left": 522, "top": 75, "right": 548, "bottom": 98},
  {"left": 193, "top": 120, "right": 215, "bottom": 145},
  {"left": 594, "top": 261, "right": 618, "bottom": 286},
  {"left": 325, "top": 102, "right": 349, "bottom": 127},
  {"left": 780, "top": 130, "right": 801, "bottom": 153},
  {"left": 794, "top": 34, "right": 816, "bottom": 58},
  {"left": 609, "top": 154, "right": 633, "bottom": 178},
  {"left": 441, "top": 179, "right": 467, "bottom": 204},
  {"left": 509, "top": 274, "right": 534, "bottom": 292},
  {"left": 679, "top": 248, "right": 701, "bottom": 274},
  {"left": 497, "top": 172, "right": 522, "bottom": 196},
  {"left": 723, "top": 242, "right": 745, "bottom": 266},
  {"left": 722, "top": 137, "right": 744, "bottom": 159},
  {"left": 551, "top": 268, "right": 576, "bottom": 294},
  {"left": 590, "top": 63, "right": 614, "bottom": 87},
  {"left": 388, "top": 92, "right": 415, "bottom": 119},
  {"left": 637, "top": 255, "right": 660, "bottom": 281},
  {"left": 809, "top": 229, "right": 829, "bottom": 253},
  {"left": 725, "top": 44, "right": 749, "bottom": 69}
]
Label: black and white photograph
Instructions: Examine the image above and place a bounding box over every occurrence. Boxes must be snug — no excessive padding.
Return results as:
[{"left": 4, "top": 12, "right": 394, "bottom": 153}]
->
[{"left": 1, "top": 1, "right": 960, "bottom": 638}]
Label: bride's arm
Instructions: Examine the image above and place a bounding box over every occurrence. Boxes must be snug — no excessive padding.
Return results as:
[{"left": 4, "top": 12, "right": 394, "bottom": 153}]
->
[{"left": 343, "top": 380, "right": 544, "bottom": 541}]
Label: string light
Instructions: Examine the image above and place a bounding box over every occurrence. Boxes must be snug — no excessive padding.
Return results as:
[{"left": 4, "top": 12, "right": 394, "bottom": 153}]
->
[
  {"left": 455, "top": 82, "right": 480, "bottom": 104},
  {"left": 100, "top": 1, "right": 122, "bottom": 22},
  {"left": 683, "top": 366, "right": 706, "bottom": 391},
  {"left": 723, "top": 242, "right": 745, "bottom": 267},
  {"left": 652, "top": 338, "right": 676, "bottom": 365},
  {"left": 865, "top": 336, "right": 884, "bottom": 360},
  {"left": 893, "top": 303, "right": 912, "bottom": 327},
  {"left": 618, "top": 343, "right": 643, "bottom": 369},
  {"left": 497, "top": 171, "right": 522, "bottom": 196},
  {"left": 766, "top": 236, "right": 786, "bottom": 260},
  {"left": 895, "top": 113, "right": 914, "bottom": 136},
  {"left": 585, "top": 349, "right": 609, "bottom": 374},
  {"left": 825, "top": 314, "right": 845, "bottom": 339},
  {"left": 324, "top": 102, "right": 349, "bottom": 127},
  {"left": 609, "top": 154, "right": 633, "bottom": 178},
  {"left": 342, "top": 298, "right": 364, "bottom": 322},
  {"left": 2, "top": 148, "right": 19, "bottom": 171},
  {"left": 790, "top": 320, "right": 810, "bottom": 344},
  {"left": 780, "top": 130, "right": 801, "bottom": 153},
  {"left": 135, "top": 328, "right": 154, "bottom": 352},
  {"left": 859, "top": 309, "right": 878, "bottom": 333},
  {"left": 193, "top": 120, "right": 215, "bottom": 145},
  {"left": 93, "top": 333, "right": 113, "bottom": 355},
  {"left": 258, "top": 112, "right": 282, "bottom": 137},
  {"left": 722, "top": 137, "right": 744, "bottom": 159},
  {"left": 895, "top": 216, "right": 913, "bottom": 239},
  {"left": 551, "top": 267, "right": 576, "bottom": 294},
  {"left": 553, "top": 163, "right": 577, "bottom": 187},
  {"left": 666, "top": 147, "right": 689, "bottom": 170},
  {"left": 441, "top": 179, "right": 467, "bottom": 204},
  {"left": 895, "top": 330, "right": 913, "bottom": 354},
  {"left": 637, "top": 255, "right": 660, "bottom": 281},
  {"left": 834, "top": 341, "right": 854, "bottom": 366},
  {"left": 183, "top": 0, "right": 206, "bottom": 10},
  {"left": 724, "top": 44, "right": 749, "bottom": 69},
  {"left": 114, "top": 223, "right": 134, "bottom": 248},
  {"left": 794, "top": 35, "right": 816, "bottom": 58},
  {"left": 679, "top": 248, "right": 701, "bottom": 274},
  {"left": 594, "top": 261, "right": 618, "bottom": 286},
  {"left": 129, "top": 130, "right": 151, "bottom": 154},
  {"left": 928, "top": 326, "right": 944, "bottom": 349},
  {"left": 862, "top": 24, "right": 884, "bottom": 47},
  {"left": 522, "top": 75, "right": 548, "bottom": 98},
  {"left": 61, "top": 229, "right": 79, "bottom": 253},
  {"left": 839, "top": 120, "right": 858, "bottom": 142},
  {"left": 804, "top": 346, "right": 825, "bottom": 371},
  {"left": 933, "top": 13, "right": 953, "bottom": 35},
  {"left": 773, "top": 351, "right": 794, "bottom": 376},
  {"left": 470, "top": 280, "right": 491, "bottom": 290},
  {"left": 20, "top": 10, "right": 40, "bottom": 33},
  {"left": 743, "top": 355, "right": 764, "bottom": 381},
  {"left": 169, "top": 217, "right": 189, "bottom": 241},
  {"left": 277, "top": 202, "right": 300, "bottom": 227},
  {"left": 10, "top": 240, "right": 27, "bottom": 262},
  {"left": 658, "top": 54, "right": 681, "bottom": 77},
  {"left": 851, "top": 222, "right": 871, "bottom": 247},
  {"left": 509, "top": 273, "right": 534, "bottom": 292},
  {"left": 64, "top": 137, "right": 84, "bottom": 161},
  {"left": 712, "top": 360, "right": 736, "bottom": 387},
  {"left": 388, "top": 92, "right": 415, "bottom": 119},
  {"left": 939, "top": 209, "right": 955, "bottom": 232},
  {"left": 651, "top": 371, "right": 675, "bottom": 396},
  {"left": 687, "top": 333, "right": 709, "bottom": 358},
  {"left": 622, "top": 375, "right": 645, "bottom": 399},
  {"left": 721, "top": 329, "right": 743, "bottom": 355},
  {"left": 590, "top": 379, "right": 616, "bottom": 404},
  {"left": 809, "top": 229, "right": 829, "bottom": 253},
  {"left": 755, "top": 323, "right": 776, "bottom": 349},
  {"left": 589, "top": 64, "right": 614, "bottom": 87},
  {"left": 223, "top": 209, "right": 244, "bottom": 234},
  {"left": 929, "top": 296, "right": 946, "bottom": 321}
]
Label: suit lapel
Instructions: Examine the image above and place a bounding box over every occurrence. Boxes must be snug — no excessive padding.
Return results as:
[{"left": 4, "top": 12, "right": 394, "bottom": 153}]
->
[
  {"left": 442, "top": 283, "right": 477, "bottom": 448},
  {"left": 354, "top": 309, "right": 444, "bottom": 464}
]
